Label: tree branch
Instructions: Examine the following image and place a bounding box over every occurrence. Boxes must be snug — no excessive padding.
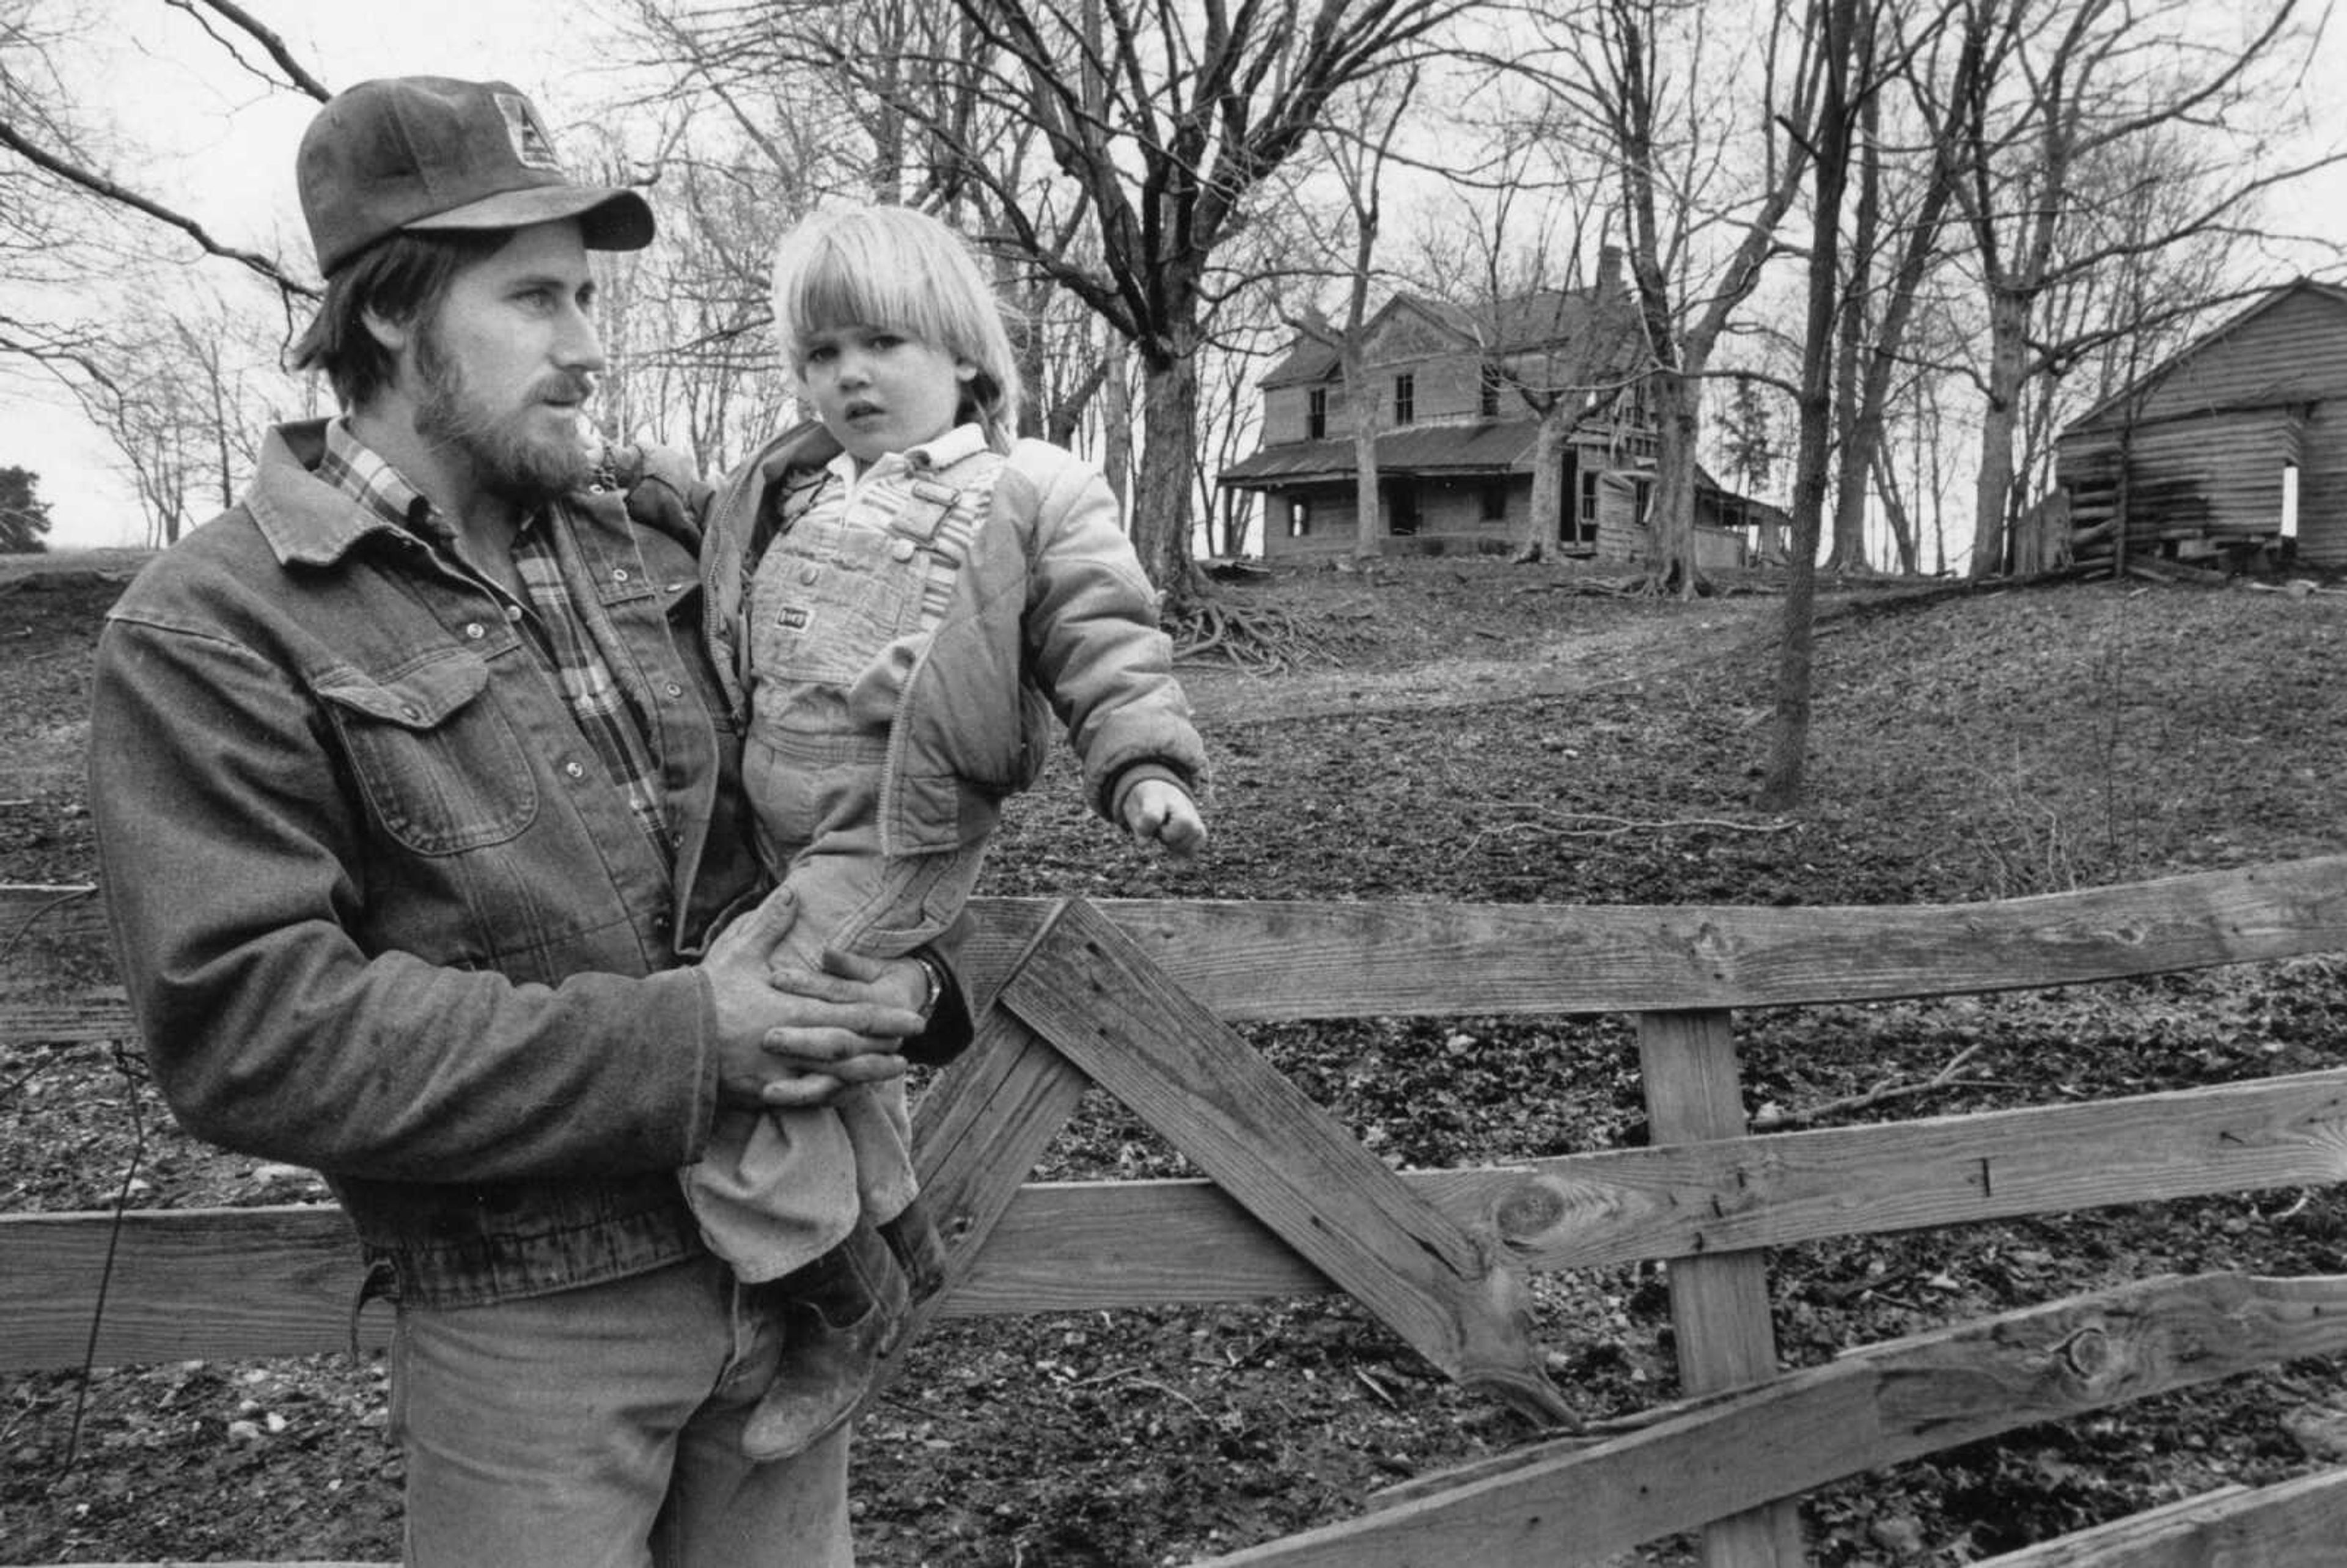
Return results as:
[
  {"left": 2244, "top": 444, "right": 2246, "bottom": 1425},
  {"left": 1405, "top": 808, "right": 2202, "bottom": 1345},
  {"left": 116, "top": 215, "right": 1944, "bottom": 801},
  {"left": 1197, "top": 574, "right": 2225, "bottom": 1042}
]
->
[{"left": 0, "top": 120, "right": 318, "bottom": 299}]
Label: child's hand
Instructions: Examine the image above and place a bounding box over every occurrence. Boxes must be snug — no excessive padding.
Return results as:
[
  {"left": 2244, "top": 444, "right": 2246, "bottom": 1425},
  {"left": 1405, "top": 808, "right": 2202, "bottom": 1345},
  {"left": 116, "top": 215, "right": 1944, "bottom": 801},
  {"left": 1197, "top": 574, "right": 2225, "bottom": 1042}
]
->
[{"left": 1123, "top": 779, "right": 1207, "bottom": 861}]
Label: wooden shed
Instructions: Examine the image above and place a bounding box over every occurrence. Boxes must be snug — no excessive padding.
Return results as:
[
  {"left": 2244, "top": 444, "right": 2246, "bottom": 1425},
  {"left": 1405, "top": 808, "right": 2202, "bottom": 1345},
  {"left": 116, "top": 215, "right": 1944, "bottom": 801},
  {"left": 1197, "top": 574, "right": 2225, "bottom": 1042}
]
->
[{"left": 2054, "top": 280, "right": 2347, "bottom": 570}]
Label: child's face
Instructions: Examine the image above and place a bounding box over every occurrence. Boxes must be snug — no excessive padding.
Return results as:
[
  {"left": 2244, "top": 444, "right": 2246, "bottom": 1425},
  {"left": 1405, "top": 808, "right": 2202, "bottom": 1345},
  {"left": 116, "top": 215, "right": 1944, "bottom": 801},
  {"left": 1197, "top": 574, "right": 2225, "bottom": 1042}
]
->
[{"left": 796, "top": 324, "right": 977, "bottom": 467}]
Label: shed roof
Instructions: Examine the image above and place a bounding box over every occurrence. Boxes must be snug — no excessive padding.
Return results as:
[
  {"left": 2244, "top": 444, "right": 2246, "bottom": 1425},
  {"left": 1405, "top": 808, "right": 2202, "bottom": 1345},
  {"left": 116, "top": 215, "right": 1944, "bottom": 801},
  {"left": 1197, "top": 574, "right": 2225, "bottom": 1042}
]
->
[{"left": 2062, "top": 277, "right": 2347, "bottom": 436}]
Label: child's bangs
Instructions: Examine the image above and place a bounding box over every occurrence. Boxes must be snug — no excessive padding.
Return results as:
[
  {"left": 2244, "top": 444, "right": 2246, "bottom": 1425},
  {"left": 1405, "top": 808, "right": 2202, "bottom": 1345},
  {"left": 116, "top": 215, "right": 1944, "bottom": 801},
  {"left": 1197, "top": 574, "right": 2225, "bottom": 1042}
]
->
[{"left": 782, "top": 232, "right": 954, "bottom": 351}]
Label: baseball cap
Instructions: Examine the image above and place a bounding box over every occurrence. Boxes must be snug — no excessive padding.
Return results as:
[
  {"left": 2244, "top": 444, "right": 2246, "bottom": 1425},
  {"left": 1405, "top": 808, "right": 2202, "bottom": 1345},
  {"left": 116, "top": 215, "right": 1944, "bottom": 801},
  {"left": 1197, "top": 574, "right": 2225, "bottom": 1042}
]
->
[{"left": 298, "top": 76, "right": 655, "bottom": 276}]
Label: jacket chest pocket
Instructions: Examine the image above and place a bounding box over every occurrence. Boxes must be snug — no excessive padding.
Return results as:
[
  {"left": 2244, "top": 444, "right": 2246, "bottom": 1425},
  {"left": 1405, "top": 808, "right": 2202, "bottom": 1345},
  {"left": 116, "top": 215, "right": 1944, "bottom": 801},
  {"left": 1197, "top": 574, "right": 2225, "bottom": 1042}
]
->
[{"left": 315, "top": 653, "right": 540, "bottom": 855}]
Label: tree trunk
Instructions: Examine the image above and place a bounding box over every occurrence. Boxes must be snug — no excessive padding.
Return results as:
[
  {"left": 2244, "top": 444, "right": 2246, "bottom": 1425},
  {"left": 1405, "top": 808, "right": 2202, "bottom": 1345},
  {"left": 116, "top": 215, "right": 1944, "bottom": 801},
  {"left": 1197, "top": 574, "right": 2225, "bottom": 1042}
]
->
[
  {"left": 1824, "top": 73, "right": 1879, "bottom": 576},
  {"left": 1969, "top": 287, "right": 2028, "bottom": 579},
  {"left": 1519, "top": 401, "right": 1572, "bottom": 563},
  {"left": 1103, "top": 333, "right": 1133, "bottom": 513},
  {"left": 1645, "top": 362, "right": 1708, "bottom": 598},
  {"left": 1348, "top": 344, "right": 1384, "bottom": 560},
  {"left": 1761, "top": 0, "right": 1857, "bottom": 812},
  {"left": 1870, "top": 443, "right": 1920, "bottom": 574},
  {"left": 1133, "top": 353, "right": 1202, "bottom": 609}
]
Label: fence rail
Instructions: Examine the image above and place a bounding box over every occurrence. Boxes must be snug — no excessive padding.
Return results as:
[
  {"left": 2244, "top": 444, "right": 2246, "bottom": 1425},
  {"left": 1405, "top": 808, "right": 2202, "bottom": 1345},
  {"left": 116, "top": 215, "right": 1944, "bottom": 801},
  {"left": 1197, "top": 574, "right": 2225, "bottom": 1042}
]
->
[{"left": 8, "top": 860, "right": 2347, "bottom": 1566}]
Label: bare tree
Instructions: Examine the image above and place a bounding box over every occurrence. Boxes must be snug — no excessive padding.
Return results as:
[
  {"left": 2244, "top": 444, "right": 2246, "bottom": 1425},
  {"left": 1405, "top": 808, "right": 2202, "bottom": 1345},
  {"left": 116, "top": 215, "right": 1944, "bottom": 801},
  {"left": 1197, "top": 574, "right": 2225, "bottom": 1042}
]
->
[
  {"left": 1277, "top": 70, "right": 1423, "bottom": 562},
  {"left": 1508, "top": 0, "right": 1829, "bottom": 596},
  {"left": 689, "top": 0, "right": 1469, "bottom": 607},
  {"left": 1760, "top": 0, "right": 1863, "bottom": 810},
  {"left": 1937, "top": 0, "right": 2321, "bottom": 578},
  {"left": 0, "top": 0, "right": 323, "bottom": 309}
]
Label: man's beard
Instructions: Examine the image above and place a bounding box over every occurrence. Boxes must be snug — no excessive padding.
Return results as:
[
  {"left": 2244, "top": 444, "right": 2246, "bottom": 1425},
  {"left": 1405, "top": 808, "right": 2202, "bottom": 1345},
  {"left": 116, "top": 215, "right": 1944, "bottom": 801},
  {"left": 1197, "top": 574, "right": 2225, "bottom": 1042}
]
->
[{"left": 413, "top": 325, "right": 597, "bottom": 503}]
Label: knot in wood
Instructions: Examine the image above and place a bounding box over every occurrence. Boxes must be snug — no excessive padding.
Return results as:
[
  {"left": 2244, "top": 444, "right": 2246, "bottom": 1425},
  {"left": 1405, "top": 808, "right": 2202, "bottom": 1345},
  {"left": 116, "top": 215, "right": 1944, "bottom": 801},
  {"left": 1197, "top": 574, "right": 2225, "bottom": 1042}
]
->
[
  {"left": 1493, "top": 1178, "right": 1568, "bottom": 1242},
  {"left": 2055, "top": 1323, "right": 2113, "bottom": 1383}
]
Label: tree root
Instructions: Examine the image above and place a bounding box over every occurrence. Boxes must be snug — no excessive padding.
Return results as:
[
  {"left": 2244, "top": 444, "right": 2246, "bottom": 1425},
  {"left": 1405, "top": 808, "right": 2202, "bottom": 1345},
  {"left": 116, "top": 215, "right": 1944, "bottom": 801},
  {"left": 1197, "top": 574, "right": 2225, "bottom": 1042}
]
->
[{"left": 1167, "top": 596, "right": 1342, "bottom": 675}]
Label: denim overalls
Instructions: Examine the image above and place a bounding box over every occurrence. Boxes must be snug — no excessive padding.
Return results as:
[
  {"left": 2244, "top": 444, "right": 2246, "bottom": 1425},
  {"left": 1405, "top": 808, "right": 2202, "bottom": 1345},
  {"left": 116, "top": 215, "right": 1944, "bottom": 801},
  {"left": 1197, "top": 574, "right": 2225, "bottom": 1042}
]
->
[{"left": 685, "top": 434, "right": 1002, "bottom": 1281}]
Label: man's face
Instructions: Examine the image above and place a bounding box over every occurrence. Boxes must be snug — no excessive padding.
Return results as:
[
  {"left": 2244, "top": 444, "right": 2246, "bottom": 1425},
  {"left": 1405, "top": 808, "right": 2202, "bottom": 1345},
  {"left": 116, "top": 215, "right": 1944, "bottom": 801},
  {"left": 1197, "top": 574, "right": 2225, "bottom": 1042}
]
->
[{"left": 410, "top": 219, "right": 606, "bottom": 502}]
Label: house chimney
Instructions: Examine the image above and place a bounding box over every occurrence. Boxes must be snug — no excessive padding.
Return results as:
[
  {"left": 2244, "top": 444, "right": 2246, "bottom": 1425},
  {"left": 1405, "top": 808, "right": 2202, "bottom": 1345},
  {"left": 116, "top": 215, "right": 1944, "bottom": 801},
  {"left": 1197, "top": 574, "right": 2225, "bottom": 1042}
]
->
[{"left": 1596, "top": 244, "right": 1623, "bottom": 299}]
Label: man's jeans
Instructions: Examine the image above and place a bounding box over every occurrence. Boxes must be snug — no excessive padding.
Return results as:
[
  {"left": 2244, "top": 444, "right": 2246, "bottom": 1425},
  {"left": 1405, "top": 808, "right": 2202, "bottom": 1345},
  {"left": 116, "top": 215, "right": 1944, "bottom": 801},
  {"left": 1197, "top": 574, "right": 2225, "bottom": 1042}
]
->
[{"left": 391, "top": 1253, "right": 853, "bottom": 1567}]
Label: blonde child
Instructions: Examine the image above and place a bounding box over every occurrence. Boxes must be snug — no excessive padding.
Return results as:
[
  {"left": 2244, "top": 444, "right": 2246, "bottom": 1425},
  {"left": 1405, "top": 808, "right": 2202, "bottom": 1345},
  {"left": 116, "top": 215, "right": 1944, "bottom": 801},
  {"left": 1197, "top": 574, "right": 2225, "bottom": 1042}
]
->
[{"left": 687, "top": 203, "right": 1208, "bottom": 1460}]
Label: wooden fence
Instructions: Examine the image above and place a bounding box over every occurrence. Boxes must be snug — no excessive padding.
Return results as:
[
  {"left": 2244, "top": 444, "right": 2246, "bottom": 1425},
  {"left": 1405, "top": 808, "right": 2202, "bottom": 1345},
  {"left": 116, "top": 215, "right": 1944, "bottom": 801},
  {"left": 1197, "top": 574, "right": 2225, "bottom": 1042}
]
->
[{"left": 7, "top": 859, "right": 2347, "bottom": 1566}]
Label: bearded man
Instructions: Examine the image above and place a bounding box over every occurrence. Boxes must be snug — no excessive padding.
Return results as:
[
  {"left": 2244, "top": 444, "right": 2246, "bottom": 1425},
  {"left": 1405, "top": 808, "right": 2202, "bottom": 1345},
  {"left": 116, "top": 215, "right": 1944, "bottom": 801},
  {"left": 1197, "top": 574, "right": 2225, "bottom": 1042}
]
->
[{"left": 87, "top": 76, "right": 966, "bottom": 1567}]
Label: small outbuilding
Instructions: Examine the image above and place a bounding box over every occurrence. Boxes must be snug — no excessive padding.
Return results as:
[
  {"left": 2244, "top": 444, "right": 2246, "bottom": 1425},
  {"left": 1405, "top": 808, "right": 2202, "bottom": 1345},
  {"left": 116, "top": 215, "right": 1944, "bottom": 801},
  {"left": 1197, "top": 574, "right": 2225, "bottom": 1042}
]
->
[{"left": 2052, "top": 279, "right": 2347, "bottom": 571}]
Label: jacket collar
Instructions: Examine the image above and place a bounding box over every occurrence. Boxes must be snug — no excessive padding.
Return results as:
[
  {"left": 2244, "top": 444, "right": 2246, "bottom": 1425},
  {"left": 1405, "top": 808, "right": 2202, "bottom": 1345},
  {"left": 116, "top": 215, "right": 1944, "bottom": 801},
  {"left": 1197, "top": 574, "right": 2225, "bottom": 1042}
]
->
[
  {"left": 244, "top": 419, "right": 414, "bottom": 570},
  {"left": 244, "top": 417, "right": 582, "bottom": 570}
]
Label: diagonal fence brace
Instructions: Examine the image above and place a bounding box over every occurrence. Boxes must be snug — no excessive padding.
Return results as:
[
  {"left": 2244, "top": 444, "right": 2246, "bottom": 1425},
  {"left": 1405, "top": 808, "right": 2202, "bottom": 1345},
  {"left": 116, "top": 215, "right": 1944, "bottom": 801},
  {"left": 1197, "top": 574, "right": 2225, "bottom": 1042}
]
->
[
  {"left": 994, "top": 896, "right": 1570, "bottom": 1424},
  {"left": 867, "top": 909, "right": 1097, "bottom": 1398}
]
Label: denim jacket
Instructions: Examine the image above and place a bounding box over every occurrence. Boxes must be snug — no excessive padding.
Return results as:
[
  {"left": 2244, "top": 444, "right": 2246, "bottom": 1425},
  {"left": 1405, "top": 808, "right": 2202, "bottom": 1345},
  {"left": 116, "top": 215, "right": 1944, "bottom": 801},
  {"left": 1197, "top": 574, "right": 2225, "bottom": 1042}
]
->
[{"left": 89, "top": 420, "right": 768, "bottom": 1308}]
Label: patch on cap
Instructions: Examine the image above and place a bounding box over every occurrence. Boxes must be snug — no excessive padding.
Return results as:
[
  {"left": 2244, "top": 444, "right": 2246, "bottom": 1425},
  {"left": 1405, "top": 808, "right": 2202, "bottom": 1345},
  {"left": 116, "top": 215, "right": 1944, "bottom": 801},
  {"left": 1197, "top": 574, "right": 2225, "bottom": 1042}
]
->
[{"left": 494, "top": 92, "right": 564, "bottom": 173}]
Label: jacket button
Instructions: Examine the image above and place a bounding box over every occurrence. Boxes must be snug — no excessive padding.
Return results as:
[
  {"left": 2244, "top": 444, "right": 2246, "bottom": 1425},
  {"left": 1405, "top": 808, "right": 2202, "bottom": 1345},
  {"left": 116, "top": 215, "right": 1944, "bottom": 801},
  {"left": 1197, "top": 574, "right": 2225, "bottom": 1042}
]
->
[
  {"left": 564, "top": 760, "right": 586, "bottom": 780},
  {"left": 891, "top": 538, "right": 916, "bottom": 562},
  {"left": 465, "top": 622, "right": 487, "bottom": 639},
  {"left": 613, "top": 567, "right": 631, "bottom": 583},
  {"left": 664, "top": 681, "right": 683, "bottom": 698},
  {"left": 799, "top": 565, "right": 818, "bottom": 585}
]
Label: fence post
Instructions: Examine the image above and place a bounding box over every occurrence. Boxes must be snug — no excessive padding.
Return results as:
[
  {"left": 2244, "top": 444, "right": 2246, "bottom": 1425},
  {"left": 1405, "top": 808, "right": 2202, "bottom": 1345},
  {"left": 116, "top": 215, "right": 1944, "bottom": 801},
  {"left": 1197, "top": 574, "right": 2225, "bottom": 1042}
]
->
[{"left": 1639, "top": 1007, "right": 1806, "bottom": 1568}]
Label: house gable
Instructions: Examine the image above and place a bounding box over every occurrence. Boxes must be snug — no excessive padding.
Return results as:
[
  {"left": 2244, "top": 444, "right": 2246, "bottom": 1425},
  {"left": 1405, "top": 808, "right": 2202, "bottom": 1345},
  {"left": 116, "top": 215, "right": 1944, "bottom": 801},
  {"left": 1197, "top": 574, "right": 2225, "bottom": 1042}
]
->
[
  {"left": 1362, "top": 298, "right": 1474, "bottom": 366},
  {"left": 2066, "top": 280, "right": 2347, "bottom": 434}
]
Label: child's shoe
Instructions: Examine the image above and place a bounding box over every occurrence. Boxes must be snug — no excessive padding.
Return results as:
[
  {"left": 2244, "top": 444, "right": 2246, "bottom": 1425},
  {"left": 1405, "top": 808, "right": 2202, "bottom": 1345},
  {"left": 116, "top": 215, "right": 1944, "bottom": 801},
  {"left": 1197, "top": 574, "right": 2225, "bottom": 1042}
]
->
[{"left": 741, "top": 1219, "right": 909, "bottom": 1462}]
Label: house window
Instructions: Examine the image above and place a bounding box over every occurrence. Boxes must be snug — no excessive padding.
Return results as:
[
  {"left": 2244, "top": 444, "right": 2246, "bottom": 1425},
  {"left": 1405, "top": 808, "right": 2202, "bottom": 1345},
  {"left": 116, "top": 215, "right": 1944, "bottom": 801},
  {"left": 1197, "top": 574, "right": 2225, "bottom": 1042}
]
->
[
  {"left": 1479, "top": 364, "right": 1503, "bottom": 419},
  {"left": 1394, "top": 373, "right": 1416, "bottom": 425},
  {"left": 1480, "top": 482, "right": 1508, "bottom": 524},
  {"left": 1306, "top": 387, "right": 1328, "bottom": 442},
  {"left": 1288, "top": 499, "right": 1311, "bottom": 538}
]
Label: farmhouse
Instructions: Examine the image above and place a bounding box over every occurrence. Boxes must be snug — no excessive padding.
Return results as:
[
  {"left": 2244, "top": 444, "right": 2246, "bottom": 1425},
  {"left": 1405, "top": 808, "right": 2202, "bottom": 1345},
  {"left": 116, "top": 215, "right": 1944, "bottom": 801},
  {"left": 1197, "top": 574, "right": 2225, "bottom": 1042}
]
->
[
  {"left": 2049, "top": 278, "right": 2347, "bottom": 573},
  {"left": 1219, "top": 255, "right": 1772, "bottom": 566}
]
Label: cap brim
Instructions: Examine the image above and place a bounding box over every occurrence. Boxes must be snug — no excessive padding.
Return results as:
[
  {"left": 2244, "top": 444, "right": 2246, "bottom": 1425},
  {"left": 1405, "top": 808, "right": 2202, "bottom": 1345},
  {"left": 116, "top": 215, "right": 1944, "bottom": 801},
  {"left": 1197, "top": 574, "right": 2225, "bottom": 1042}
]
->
[{"left": 405, "top": 184, "right": 655, "bottom": 251}]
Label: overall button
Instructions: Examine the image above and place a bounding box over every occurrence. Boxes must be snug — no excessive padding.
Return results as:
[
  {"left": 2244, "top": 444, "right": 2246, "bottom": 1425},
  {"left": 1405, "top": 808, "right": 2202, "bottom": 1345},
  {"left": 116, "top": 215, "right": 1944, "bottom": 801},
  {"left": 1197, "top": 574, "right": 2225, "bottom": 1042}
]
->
[
  {"left": 463, "top": 622, "right": 487, "bottom": 640},
  {"left": 798, "top": 564, "right": 820, "bottom": 585},
  {"left": 504, "top": 604, "right": 524, "bottom": 622},
  {"left": 663, "top": 681, "right": 684, "bottom": 698},
  {"left": 562, "top": 760, "right": 587, "bottom": 781},
  {"left": 890, "top": 538, "right": 917, "bottom": 562},
  {"left": 612, "top": 567, "right": 631, "bottom": 584}
]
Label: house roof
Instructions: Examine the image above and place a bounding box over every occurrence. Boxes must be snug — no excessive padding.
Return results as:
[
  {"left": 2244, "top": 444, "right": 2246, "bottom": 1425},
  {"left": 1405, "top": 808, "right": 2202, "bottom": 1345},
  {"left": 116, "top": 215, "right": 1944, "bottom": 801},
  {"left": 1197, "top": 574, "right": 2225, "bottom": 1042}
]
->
[
  {"left": 2061, "top": 277, "right": 2347, "bottom": 436},
  {"left": 1258, "top": 279, "right": 1636, "bottom": 389},
  {"left": 1220, "top": 420, "right": 1541, "bottom": 488},
  {"left": 1257, "top": 337, "right": 1343, "bottom": 390}
]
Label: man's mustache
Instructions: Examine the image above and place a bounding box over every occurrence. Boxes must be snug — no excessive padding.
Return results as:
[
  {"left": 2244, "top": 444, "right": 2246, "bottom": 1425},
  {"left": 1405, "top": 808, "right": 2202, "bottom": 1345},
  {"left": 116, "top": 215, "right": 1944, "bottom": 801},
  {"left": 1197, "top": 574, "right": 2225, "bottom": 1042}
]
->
[{"left": 534, "top": 371, "right": 598, "bottom": 406}]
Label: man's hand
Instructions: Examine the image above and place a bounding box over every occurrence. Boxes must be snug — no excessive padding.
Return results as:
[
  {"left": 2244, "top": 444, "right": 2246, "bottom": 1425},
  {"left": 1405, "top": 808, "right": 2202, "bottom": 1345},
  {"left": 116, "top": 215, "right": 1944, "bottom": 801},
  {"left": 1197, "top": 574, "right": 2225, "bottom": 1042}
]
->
[
  {"left": 1122, "top": 777, "right": 1207, "bottom": 860},
  {"left": 702, "top": 890, "right": 928, "bottom": 1110}
]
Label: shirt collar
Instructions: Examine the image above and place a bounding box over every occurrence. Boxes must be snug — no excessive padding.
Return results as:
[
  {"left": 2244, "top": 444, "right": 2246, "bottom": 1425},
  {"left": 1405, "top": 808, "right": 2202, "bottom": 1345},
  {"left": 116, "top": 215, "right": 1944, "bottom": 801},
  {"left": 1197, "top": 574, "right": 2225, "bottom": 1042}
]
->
[
  {"left": 320, "top": 418, "right": 437, "bottom": 538},
  {"left": 824, "top": 422, "right": 990, "bottom": 500},
  {"left": 250, "top": 416, "right": 547, "bottom": 569}
]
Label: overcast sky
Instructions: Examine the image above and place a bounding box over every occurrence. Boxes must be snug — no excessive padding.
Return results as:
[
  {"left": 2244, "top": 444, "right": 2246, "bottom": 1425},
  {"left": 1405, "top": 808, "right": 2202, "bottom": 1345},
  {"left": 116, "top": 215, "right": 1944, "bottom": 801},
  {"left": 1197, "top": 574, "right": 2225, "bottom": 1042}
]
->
[{"left": 16, "top": 1, "right": 633, "bottom": 547}]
